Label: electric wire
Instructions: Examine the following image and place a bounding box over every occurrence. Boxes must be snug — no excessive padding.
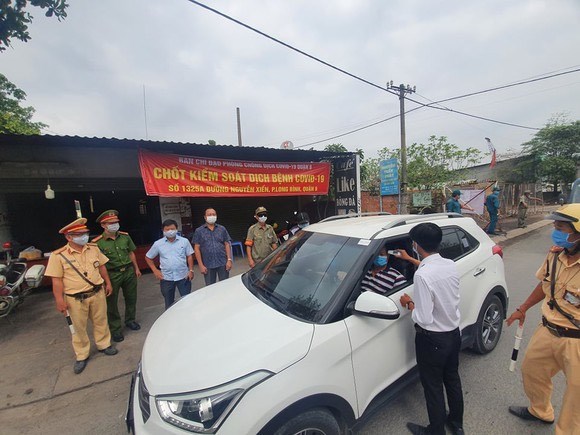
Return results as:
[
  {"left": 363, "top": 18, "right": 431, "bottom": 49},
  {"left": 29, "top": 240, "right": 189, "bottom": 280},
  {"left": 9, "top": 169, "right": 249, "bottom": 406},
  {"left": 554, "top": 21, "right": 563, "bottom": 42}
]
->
[{"left": 186, "top": 1, "right": 577, "bottom": 144}]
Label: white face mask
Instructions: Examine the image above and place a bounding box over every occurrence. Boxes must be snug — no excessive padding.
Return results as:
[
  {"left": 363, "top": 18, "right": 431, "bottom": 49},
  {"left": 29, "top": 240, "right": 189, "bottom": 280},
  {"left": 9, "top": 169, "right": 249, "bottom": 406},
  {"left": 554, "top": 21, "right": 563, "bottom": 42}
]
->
[
  {"left": 412, "top": 242, "right": 421, "bottom": 260},
  {"left": 72, "top": 234, "right": 89, "bottom": 246},
  {"left": 206, "top": 216, "right": 217, "bottom": 224},
  {"left": 163, "top": 229, "right": 178, "bottom": 239},
  {"left": 106, "top": 223, "right": 120, "bottom": 232},
  {"left": 258, "top": 216, "right": 267, "bottom": 223}
]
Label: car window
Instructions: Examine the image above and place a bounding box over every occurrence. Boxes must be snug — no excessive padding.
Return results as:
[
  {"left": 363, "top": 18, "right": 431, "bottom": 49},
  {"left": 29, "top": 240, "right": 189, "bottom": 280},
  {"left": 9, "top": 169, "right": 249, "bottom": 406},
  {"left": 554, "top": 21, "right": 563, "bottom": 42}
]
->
[
  {"left": 439, "top": 227, "right": 479, "bottom": 260},
  {"left": 243, "top": 231, "right": 366, "bottom": 323}
]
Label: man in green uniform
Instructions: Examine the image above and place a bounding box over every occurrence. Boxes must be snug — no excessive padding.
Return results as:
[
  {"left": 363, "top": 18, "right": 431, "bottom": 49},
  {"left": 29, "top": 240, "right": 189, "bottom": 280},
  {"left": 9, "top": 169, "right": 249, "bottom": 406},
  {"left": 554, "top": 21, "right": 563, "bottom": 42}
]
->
[
  {"left": 245, "top": 206, "right": 278, "bottom": 268},
  {"left": 93, "top": 210, "right": 141, "bottom": 342}
]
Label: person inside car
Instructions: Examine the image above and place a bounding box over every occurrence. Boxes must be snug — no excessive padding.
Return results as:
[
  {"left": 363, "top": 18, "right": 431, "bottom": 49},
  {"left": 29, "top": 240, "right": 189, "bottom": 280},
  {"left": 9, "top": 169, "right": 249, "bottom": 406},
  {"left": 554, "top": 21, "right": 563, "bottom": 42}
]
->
[{"left": 361, "top": 246, "right": 407, "bottom": 294}]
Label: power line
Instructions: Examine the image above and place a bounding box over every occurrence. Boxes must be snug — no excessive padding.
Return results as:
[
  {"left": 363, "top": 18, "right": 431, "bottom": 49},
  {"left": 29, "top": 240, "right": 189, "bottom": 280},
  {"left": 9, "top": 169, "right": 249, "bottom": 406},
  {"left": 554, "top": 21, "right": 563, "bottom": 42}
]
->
[
  {"left": 186, "top": 1, "right": 577, "bottom": 144},
  {"left": 186, "top": 0, "right": 541, "bottom": 130},
  {"left": 419, "top": 68, "right": 580, "bottom": 107},
  {"left": 297, "top": 67, "right": 580, "bottom": 147}
]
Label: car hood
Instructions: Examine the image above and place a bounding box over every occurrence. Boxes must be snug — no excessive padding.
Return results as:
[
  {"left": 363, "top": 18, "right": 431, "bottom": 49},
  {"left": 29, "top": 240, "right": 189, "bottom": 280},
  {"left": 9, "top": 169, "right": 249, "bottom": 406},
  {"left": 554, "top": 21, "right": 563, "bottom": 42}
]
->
[{"left": 141, "top": 275, "right": 314, "bottom": 395}]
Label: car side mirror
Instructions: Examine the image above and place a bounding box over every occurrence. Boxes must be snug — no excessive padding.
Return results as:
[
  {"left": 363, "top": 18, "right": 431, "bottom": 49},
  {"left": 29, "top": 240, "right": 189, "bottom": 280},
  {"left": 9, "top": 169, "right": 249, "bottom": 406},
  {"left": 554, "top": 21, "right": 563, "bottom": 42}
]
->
[{"left": 348, "top": 291, "right": 400, "bottom": 320}]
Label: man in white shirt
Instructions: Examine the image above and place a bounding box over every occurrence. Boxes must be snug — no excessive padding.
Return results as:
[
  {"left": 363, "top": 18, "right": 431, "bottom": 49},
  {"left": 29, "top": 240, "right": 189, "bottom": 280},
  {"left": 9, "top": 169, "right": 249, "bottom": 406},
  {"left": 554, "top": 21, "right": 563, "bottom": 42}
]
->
[{"left": 400, "top": 223, "right": 464, "bottom": 435}]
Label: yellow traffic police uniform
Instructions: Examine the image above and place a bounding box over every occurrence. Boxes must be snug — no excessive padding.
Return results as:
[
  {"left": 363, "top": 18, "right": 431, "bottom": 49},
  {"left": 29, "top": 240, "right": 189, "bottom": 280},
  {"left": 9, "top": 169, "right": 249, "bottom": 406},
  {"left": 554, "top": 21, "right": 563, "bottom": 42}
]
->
[
  {"left": 45, "top": 243, "right": 112, "bottom": 360},
  {"left": 521, "top": 246, "right": 580, "bottom": 434}
]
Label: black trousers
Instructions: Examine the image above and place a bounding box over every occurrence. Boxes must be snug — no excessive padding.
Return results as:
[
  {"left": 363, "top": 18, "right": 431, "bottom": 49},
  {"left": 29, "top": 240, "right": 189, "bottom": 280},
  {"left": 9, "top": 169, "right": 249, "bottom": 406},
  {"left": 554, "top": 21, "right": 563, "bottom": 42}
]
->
[{"left": 415, "top": 327, "right": 464, "bottom": 435}]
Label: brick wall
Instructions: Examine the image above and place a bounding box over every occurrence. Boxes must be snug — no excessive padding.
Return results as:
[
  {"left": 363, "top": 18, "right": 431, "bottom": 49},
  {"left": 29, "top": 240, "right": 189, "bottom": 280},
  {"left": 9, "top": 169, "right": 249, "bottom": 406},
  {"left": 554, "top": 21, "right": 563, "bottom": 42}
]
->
[{"left": 361, "top": 191, "right": 399, "bottom": 214}]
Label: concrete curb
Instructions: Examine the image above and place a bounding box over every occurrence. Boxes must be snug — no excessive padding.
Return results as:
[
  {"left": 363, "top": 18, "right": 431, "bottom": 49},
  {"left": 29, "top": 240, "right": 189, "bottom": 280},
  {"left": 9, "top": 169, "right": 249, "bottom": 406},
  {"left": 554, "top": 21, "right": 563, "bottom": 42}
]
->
[{"left": 489, "top": 219, "right": 552, "bottom": 246}]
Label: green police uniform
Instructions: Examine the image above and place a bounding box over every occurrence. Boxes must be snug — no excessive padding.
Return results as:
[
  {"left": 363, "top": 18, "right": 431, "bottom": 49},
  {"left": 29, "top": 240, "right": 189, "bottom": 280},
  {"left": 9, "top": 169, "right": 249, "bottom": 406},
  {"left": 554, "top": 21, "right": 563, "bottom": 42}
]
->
[{"left": 93, "top": 230, "right": 138, "bottom": 334}]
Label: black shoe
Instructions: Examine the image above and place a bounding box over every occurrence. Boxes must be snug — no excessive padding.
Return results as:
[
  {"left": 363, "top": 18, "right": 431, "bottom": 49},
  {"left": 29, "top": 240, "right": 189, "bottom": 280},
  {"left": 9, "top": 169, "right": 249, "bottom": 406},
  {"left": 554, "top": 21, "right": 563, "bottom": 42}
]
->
[
  {"left": 112, "top": 332, "right": 124, "bottom": 342},
  {"left": 406, "top": 422, "right": 433, "bottom": 435},
  {"left": 445, "top": 420, "right": 465, "bottom": 435},
  {"left": 98, "top": 346, "right": 118, "bottom": 356},
  {"left": 126, "top": 321, "right": 141, "bottom": 331},
  {"left": 508, "top": 406, "right": 554, "bottom": 424},
  {"left": 73, "top": 359, "right": 88, "bottom": 374}
]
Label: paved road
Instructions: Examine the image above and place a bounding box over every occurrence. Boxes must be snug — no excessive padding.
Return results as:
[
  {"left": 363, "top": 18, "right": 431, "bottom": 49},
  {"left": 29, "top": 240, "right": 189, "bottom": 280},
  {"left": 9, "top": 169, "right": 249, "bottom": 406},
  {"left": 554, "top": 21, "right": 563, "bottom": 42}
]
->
[{"left": 0, "top": 227, "right": 565, "bottom": 434}]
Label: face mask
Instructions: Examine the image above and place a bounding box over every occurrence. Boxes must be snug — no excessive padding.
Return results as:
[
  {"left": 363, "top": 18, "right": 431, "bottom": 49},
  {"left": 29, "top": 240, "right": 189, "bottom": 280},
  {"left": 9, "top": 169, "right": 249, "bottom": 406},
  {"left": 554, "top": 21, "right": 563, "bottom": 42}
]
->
[
  {"left": 258, "top": 216, "right": 267, "bottom": 223},
  {"left": 551, "top": 229, "right": 576, "bottom": 249},
  {"left": 164, "top": 229, "right": 178, "bottom": 239},
  {"left": 412, "top": 242, "right": 421, "bottom": 260},
  {"left": 373, "top": 255, "right": 388, "bottom": 267},
  {"left": 206, "top": 216, "right": 217, "bottom": 224},
  {"left": 72, "top": 234, "right": 89, "bottom": 246},
  {"left": 106, "top": 223, "right": 120, "bottom": 232}
]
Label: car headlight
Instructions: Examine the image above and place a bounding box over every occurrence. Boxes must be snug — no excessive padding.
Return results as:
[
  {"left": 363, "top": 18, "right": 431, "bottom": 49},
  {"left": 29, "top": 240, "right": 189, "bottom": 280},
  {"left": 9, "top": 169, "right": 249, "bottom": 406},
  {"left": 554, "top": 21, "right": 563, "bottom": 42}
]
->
[{"left": 155, "top": 370, "right": 272, "bottom": 433}]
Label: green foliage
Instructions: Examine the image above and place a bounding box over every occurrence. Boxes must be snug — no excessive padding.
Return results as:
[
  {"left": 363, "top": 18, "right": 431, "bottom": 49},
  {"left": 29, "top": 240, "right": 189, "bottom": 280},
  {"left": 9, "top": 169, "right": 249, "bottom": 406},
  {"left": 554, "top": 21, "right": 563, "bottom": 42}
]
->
[
  {"left": 363, "top": 136, "right": 481, "bottom": 191},
  {"left": 360, "top": 147, "right": 397, "bottom": 194},
  {"left": 0, "top": 0, "right": 68, "bottom": 51},
  {"left": 0, "top": 73, "right": 47, "bottom": 134},
  {"left": 208, "top": 139, "right": 217, "bottom": 145},
  {"left": 323, "top": 143, "right": 348, "bottom": 153},
  {"left": 522, "top": 117, "right": 580, "bottom": 190},
  {"left": 406, "top": 136, "right": 482, "bottom": 188}
]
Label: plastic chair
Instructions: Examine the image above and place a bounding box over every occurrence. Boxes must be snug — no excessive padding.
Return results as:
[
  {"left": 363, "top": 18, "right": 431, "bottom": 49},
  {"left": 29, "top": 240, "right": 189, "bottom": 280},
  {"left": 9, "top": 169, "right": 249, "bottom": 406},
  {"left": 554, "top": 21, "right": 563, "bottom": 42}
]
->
[{"left": 230, "top": 241, "right": 244, "bottom": 258}]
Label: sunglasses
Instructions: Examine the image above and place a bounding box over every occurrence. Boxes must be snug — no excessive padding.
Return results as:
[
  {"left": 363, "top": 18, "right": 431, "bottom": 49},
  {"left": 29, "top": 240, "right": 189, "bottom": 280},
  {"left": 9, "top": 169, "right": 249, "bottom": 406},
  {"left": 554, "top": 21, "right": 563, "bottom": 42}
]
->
[{"left": 257, "top": 213, "right": 267, "bottom": 217}]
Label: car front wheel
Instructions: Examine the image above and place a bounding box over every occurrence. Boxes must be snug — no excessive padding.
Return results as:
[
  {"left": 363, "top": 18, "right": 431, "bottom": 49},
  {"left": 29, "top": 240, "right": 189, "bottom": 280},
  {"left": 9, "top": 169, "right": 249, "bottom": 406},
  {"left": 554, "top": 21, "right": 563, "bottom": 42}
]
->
[
  {"left": 473, "top": 294, "right": 503, "bottom": 354},
  {"left": 273, "top": 408, "right": 342, "bottom": 435}
]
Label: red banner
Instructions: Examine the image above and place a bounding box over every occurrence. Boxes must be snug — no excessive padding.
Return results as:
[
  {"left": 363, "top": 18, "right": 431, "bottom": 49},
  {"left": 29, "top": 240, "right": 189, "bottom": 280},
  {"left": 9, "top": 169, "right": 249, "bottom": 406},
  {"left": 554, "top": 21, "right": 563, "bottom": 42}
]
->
[{"left": 138, "top": 149, "right": 330, "bottom": 197}]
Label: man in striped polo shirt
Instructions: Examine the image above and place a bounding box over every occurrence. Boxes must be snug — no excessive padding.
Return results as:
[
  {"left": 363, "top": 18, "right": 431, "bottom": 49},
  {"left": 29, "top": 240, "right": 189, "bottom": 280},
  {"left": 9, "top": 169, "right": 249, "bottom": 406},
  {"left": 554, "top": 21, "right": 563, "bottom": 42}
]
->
[{"left": 361, "top": 247, "right": 407, "bottom": 294}]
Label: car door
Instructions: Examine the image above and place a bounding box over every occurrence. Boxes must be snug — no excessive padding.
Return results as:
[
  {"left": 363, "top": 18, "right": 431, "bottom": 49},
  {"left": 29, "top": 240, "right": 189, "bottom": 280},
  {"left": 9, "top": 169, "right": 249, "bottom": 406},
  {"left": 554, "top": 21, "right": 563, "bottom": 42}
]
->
[
  {"left": 438, "top": 226, "right": 483, "bottom": 330},
  {"left": 344, "top": 236, "right": 417, "bottom": 415}
]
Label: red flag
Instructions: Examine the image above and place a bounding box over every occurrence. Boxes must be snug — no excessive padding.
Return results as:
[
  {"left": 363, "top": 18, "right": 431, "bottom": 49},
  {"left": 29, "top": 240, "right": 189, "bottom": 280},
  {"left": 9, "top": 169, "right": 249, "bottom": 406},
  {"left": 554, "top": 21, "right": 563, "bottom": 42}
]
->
[{"left": 485, "top": 138, "right": 497, "bottom": 168}]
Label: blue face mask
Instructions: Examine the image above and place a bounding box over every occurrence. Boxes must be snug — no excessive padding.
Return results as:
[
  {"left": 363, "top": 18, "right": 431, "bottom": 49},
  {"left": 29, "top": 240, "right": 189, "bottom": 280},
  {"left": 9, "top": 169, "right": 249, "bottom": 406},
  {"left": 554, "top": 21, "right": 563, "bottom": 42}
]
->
[
  {"left": 373, "top": 255, "right": 388, "bottom": 267},
  {"left": 551, "top": 229, "right": 576, "bottom": 249}
]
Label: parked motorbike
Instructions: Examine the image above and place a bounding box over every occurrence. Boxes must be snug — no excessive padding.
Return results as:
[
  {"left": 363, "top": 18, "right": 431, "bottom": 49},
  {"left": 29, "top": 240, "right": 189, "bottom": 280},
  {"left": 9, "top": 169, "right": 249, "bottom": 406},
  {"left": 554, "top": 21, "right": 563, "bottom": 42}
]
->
[{"left": 0, "top": 242, "right": 46, "bottom": 318}]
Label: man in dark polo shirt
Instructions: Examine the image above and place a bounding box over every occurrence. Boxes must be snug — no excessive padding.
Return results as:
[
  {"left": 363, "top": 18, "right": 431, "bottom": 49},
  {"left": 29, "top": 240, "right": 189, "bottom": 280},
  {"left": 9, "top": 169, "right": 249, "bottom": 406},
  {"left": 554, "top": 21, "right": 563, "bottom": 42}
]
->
[
  {"left": 192, "top": 208, "right": 233, "bottom": 286},
  {"left": 92, "top": 210, "right": 141, "bottom": 343}
]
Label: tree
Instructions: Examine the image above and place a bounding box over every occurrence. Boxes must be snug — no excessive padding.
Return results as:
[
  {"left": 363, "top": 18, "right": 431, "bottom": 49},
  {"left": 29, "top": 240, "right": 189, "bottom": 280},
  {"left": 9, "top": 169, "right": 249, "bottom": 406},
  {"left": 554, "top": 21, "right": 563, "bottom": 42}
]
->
[
  {"left": 405, "top": 136, "right": 482, "bottom": 188},
  {"left": 522, "top": 117, "right": 580, "bottom": 192},
  {"left": 361, "top": 136, "right": 482, "bottom": 193},
  {"left": 0, "top": 73, "right": 47, "bottom": 134},
  {"left": 208, "top": 139, "right": 217, "bottom": 145},
  {"left": 0, "top": 0, "right": 68, "bottom": 51}
]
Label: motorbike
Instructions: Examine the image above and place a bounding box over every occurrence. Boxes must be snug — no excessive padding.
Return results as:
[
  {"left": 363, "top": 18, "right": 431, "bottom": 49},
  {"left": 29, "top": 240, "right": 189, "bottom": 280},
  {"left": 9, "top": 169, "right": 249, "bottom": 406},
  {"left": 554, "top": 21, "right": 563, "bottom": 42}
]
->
[{"left": 0, "top": 242, "right": 46, "bottom": 318}]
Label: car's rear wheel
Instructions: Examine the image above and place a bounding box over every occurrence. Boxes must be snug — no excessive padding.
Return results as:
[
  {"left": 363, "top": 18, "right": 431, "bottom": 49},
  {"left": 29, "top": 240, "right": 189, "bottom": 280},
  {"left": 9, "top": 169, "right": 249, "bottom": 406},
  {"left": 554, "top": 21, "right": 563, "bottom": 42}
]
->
[
  {"left": 273, "top": 408, "right": 341, "bottom": 435},
  {"left": 473, "top": 294, "right": 503, "bottom": 354}
]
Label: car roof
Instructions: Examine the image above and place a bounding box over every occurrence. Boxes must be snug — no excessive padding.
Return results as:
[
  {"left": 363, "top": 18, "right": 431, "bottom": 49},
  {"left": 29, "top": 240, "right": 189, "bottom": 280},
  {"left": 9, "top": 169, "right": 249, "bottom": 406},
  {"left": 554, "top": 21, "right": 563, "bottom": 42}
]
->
[{"left": 305, "top": 213, "right": 472, "bottom": 239}]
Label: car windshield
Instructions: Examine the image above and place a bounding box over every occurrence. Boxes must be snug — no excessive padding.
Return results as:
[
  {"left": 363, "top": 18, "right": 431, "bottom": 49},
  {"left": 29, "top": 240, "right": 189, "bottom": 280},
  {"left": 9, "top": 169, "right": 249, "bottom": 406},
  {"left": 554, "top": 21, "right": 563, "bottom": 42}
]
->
[{"left": 243, "top": 231, "right": 366, "bottom": 322}]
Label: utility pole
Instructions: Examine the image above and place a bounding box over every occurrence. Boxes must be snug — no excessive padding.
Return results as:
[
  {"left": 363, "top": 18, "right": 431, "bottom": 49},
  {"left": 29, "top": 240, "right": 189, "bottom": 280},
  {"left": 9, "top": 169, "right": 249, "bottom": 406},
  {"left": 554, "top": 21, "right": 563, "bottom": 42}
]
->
[
  {"left": 236, "top": 107, "right": 243, "bottom": 146},
  {"left": 387, "top": 81, "right": 416, "bottom": 214}
]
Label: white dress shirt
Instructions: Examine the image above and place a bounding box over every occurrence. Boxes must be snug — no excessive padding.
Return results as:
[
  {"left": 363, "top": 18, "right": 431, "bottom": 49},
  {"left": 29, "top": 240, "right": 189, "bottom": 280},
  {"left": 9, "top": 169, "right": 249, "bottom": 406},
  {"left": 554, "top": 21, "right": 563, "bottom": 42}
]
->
[{"left": 411, "top": 253, "right": 460, "bottom": 332}]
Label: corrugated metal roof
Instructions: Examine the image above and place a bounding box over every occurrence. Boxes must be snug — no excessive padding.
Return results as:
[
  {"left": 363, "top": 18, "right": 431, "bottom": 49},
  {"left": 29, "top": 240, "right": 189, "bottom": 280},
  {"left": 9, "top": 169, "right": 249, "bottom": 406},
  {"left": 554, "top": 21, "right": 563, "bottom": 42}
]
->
[{"left": 0, "top": 133, "right": 349, "bottom": 162}]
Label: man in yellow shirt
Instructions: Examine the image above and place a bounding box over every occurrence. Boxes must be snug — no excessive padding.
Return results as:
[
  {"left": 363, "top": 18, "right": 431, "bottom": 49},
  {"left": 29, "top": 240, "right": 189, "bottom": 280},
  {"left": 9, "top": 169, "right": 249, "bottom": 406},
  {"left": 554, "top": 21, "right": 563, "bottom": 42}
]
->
[{"left": 45, "top": 218, "right": 118, "bottom": 374}]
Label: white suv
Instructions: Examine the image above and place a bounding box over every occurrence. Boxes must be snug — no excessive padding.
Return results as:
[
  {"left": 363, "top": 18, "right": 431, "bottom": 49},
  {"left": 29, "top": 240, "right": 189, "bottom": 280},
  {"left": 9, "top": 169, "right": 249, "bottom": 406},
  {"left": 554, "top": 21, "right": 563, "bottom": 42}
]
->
[{"left": 127, "top": 213, "right": 508, "bottom": 435}]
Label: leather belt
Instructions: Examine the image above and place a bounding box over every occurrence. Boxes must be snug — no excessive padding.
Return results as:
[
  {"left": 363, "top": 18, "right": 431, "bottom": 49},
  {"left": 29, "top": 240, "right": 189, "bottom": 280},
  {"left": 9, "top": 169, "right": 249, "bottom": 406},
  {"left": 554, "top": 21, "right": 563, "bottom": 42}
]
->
[
  {"left": 109, "top": 264, "right": 132, "bottom": 273},
  {"left": 542, "top": 316, "right": 580, "bottom": 339},
  {"left": 65, "top": 286, "right": 102, "bottom": 301},
  {"left": 414, "top": 324, "right": 459, "bottom": 335}
]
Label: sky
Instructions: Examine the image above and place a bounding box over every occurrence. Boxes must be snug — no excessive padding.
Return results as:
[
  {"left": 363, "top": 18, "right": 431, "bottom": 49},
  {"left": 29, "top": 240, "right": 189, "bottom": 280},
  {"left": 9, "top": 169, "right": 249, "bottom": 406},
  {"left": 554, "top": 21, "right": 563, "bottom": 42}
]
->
[{"left": 2, "top": 0, "right": 580, "bottom": 161}]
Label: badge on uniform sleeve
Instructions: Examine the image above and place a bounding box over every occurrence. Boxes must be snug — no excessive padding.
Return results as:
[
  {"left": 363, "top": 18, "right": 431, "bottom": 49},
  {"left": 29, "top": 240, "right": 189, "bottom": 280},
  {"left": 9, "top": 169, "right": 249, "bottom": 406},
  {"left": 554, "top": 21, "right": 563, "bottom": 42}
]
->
[{"left": 93, "top": 261, "right": 100, "bottom": 268}]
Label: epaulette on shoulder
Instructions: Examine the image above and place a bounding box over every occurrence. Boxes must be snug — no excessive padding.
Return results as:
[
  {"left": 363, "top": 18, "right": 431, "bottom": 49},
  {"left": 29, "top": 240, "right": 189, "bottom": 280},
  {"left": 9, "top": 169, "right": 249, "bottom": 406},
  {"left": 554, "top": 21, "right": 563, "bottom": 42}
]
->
[
  {"left": 91, "top": 235, "right": 103, "bottom": 242},
  {"left": 118, "top": 231, "right": 129, "bottom": 235},
  {"left": 52, "top": 246, "right": 67, "bottom": 255},
  {"left": 87, "top": 242, "right": 99, "bottom": 247},
  {"left": 549, "top": 245, "right": 564, "bottom": 253}
]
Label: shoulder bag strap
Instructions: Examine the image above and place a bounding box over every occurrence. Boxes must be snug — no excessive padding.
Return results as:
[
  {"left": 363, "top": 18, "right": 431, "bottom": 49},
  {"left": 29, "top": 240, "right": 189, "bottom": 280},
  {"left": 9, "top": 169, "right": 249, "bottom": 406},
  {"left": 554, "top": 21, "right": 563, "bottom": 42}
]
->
[
  {"left": 59, "top": 252, "right": 99, "bottom": 287},
  {"left": 548, "top": 251, "right": 580, "bottom": 329}
]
